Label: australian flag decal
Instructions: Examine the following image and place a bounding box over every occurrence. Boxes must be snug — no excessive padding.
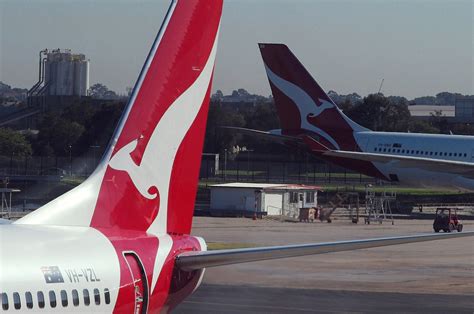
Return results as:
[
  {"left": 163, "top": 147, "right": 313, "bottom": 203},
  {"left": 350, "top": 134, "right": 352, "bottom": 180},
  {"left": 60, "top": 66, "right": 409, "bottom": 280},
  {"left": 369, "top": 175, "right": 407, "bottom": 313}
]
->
[{"left": 41, "top": 266, "right": 64, "bottom": 283}]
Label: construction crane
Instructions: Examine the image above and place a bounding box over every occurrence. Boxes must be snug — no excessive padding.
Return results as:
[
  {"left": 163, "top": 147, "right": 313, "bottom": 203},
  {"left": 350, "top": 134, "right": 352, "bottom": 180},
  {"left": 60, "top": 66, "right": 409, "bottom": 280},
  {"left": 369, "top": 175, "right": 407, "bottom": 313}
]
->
[{"left": 378, "top": 78, "right": 384, "bottom": 94}]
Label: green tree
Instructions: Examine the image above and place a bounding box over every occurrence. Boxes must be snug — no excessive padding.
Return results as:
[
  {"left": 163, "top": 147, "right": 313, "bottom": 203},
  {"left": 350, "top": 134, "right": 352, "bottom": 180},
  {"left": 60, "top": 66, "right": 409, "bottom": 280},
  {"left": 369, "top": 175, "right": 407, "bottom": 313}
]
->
[
  {"left": 79, "top": 101, "right": 125, "bottom": 153},
  {"left": 204, "top": 102, "right": 245, "bottom": 153},
  {"left": 451, "top": 123, "right": 474, "bottom": 136},
  {"left": 407, "top": 120, "right": 439, "bottom": 134},
  {"left": 346, "top": 94, "right": 411, "bottom": 132},
  {"left": 89, "top": 83, "right": 117, "bottom": 99},
  {"left": 429, "top": 110, "right": 450, "bottom": 134},
  {"left": 35, "top": 114, "right": 85, "bottom": 156},
  {"left": 381, "top": 100, "right": 411, "bottom": 132},
  {"left": 0, "top": 128, "right": 32, "bottom": 157}
]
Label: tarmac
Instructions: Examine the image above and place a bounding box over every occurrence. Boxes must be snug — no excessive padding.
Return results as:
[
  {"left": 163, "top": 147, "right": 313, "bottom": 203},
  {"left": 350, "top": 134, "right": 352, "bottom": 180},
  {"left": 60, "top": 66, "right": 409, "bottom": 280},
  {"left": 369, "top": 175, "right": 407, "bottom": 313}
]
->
[
  {"left": 174, "top": 284, "right": 474, "bottom": 313},
  {"left": 173, "top": 217, "right": 474, "bottom": 313}
]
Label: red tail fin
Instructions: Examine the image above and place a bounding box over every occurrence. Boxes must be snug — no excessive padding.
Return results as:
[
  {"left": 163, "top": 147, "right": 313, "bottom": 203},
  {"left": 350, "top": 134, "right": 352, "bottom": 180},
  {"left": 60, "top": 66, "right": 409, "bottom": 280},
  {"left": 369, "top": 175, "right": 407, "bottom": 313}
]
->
[
  {"left": 18, "top": 1, "right": 223, "bottom": 236},
  {"left": 259, "top": 43, "right": 368, "bottom": 151}
]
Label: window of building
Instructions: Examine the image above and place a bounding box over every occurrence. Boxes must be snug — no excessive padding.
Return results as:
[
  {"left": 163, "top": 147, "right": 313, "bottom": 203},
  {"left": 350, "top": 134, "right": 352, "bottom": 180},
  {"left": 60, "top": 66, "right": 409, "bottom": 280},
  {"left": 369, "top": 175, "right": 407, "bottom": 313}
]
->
[
  {"left": 449, "top": 153, "right": 452, "bottom": 156},
  {"left": 37, "top": 291, "right": 45, "bottom": 309},
  {"left": 444, "top": 152, "right": 447, "bottom": 156},
  {"left": 416, "top": 151, "right": 419, "bottom": 154},
  {"left": 94, "top": 289, "right": 100, "bottom": 305},
  {"left": 83, "top": 289, "right": 90, "bottom": 306},
  {"left": 374, "top": 147, "right": 377, "bottom": 152},
  {"left": 430, "top": 152, "right": 433, "bottom": 155},
  {"left": 1, "top": 293, "right": 8, "bottom": 310},
  {"left": 464, "top": 153, "right": 467, "bottom": 157},
  {"left": 72, "top": 290, "right": 79, "bottom": 307},
  {"left": 411, "top": 150, "right": 414, "bottom": 154},
  {"left": 104, "top": 289, "right": 111, "bottom": 305},
  {"left": 454, "top": 153, "right": 457, "bottom": 157},
  {"left": 49, "top": 290, "right": 57, "bottom": 308},
  {"left": 60, "top": 290, "right": 68, "bottom": 307},
  {"left": 25, "top": 292, "right": 33, "bottom": 309},
  {"left": 290, "top": 192, "right": 298, "bottom": 203},
  {"left": 13, "top": 292, "right": 21, "bottom": 310},
  {"left": 383, "top": 148, "right": 387, "bottom": 152},
  {"left": 305, "top": 191, "right": 315, "bottom": 203}
]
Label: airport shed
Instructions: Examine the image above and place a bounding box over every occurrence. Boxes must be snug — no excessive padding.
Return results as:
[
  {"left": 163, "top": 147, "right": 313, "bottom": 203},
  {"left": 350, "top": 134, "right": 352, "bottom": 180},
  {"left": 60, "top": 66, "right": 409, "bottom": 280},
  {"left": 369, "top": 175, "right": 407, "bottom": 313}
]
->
[{"left": 209, "top": 183, "right": 321, "bottom": 217}]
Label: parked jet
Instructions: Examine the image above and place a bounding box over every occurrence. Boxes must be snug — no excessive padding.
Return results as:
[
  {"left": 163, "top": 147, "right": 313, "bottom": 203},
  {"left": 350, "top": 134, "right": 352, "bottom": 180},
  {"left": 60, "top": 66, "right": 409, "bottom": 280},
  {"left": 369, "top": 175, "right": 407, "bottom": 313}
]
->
[
  {"left": 231, "top": 43, "right": 474, "bottom": 191},
  {"left": 0, "top": 3, "right": 472, "bottom": 313}
]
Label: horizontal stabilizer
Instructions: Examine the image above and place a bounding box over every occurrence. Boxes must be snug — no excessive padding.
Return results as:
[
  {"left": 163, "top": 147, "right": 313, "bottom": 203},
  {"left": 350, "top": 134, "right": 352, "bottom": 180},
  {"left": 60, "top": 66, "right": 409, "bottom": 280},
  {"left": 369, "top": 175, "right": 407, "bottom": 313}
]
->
[
  {"left": 302, "top": 135, "right": 331, "bottom": 153},
  {"left": 221, "top": 126, "right": 303, "bottom": 146},
  {"left": 176, "top": 232, "right": 474, "bottom": 271}
]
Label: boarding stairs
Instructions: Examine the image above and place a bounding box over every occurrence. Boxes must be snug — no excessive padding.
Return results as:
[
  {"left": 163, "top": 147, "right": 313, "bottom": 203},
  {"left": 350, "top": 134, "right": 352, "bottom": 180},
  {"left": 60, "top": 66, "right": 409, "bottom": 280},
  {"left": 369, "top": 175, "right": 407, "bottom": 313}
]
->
[
  {"left": 319, "top": 192, "right": 360, "bottom": 223},
  {"left": 364, "top": 189, "right": 396, "bottom": 225}
]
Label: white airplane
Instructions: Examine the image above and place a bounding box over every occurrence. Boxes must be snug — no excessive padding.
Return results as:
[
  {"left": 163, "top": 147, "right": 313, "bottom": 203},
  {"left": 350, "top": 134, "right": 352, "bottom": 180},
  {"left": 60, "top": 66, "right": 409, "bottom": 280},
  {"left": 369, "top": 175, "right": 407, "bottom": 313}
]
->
[
  {"left": 230, "top": 43, "right": 474, "bottom": 191},
  {"left": 0, "top": 2, "right": 472, "bottom": 313}
]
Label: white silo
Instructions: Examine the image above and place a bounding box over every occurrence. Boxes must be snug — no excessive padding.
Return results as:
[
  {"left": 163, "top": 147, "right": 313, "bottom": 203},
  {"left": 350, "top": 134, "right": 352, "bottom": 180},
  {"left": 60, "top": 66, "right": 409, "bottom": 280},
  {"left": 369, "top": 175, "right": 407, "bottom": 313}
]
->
[
  {"left": 44, "top": 49, "right": 89, "bottom": 96},
  {"left": 73, "top": 54, "right": 89, "bottom": 96}
]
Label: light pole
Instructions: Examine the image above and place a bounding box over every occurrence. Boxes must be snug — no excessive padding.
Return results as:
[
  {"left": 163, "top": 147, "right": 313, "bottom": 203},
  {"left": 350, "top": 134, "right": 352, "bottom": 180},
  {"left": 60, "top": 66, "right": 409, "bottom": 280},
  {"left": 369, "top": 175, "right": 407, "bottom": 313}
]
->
[
  {"left": 69, "top": 144, "right": 72, "bottom": 177},
  {"left": 224, "top": 149, "right": 227, "bottom": 181},
  {"left": 246, "top": 149, "right": 254, "bottom": 181},
  {"left": 90, "top": 145, "right": 101, "bottom": 173}
]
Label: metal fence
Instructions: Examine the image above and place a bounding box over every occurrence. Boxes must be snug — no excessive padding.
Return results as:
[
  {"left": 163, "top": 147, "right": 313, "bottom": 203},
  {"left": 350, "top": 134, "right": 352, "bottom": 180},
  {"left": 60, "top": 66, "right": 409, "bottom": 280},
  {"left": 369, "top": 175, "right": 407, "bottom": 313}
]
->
[
  {"left": 0, "top": 153, "right": 376, "bottom": 186},
  {"left": 0, "top": 155, "right": 98, "bottom": 178},
  {"left": 200, "top": 156, "right": 377, "bottom": 185}
]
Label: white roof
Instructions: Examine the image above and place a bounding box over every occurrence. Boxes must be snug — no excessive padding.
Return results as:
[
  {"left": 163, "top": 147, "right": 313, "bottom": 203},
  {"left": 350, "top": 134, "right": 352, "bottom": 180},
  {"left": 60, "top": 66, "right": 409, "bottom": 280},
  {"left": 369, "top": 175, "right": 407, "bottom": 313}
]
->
[
  {"left": 210, "top": 183, "right": 283, "bottom": 189},
  {"left": 209, "top": 183, "right": 321, "bottom": 190}
]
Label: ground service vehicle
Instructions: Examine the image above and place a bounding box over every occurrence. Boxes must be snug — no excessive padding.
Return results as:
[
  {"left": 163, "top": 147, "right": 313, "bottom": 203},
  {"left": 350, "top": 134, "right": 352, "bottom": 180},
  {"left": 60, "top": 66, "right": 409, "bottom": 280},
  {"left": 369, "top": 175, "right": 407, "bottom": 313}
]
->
[{"left": 433, "top": 208, "right": 463, "bottom": 233}]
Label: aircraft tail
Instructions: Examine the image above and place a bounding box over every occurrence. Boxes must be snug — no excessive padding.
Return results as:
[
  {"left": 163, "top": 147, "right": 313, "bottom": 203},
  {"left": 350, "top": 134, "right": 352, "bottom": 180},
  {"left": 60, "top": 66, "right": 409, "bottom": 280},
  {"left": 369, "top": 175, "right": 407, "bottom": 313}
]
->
[
  {"left": 259, "top": 43, "right": 368, "bottom": 151},
  {"left": 17, "top": 0, "right": 223, "bottom": 236}
]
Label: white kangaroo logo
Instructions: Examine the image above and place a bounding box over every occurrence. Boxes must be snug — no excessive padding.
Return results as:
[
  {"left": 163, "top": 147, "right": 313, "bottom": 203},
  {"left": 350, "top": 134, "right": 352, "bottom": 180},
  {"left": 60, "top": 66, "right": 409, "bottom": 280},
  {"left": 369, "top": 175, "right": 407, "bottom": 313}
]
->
[
  {"left": 264, "top": 64, "right": 340, "bottom": 149},
  {"left": 108, "top": 33, "right": 218, "bottom": 231},
  {"left": 109, "top": 31, "right": 219, "bottom": 294},
  {"left": 307, "top": 99, "right": 334, "bottom": 121}
]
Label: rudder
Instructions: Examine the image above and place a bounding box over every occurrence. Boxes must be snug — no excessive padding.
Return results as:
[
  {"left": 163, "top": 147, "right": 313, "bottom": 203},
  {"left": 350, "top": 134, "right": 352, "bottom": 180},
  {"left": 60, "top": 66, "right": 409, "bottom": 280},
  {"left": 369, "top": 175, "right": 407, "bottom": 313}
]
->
[{"left": 259, "top": 43, "right": 368, "bottom": 150}]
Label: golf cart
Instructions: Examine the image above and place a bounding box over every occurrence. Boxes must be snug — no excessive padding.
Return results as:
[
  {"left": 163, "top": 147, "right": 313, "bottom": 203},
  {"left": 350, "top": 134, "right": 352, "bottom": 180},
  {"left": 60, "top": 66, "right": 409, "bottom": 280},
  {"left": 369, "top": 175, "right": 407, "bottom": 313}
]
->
[{"left": 433, "top": 208, "right": 463, "bottom": 233}]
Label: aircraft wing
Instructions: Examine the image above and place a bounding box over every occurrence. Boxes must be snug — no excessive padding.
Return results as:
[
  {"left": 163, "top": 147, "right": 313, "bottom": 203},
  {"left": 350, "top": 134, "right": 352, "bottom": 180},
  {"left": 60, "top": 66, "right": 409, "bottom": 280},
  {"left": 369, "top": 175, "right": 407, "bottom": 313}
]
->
[
  {"left": 221, "top": 126, "right": 303, "bottom": 146},
  {"left": 323, "top": 151, "right": 474, "bottom": 178},
  {"left": 302, "top": 136, "right": 474, "bottom": 179},
  {"left": 176, "top": 232, "right": 473, "bottom": 270}
]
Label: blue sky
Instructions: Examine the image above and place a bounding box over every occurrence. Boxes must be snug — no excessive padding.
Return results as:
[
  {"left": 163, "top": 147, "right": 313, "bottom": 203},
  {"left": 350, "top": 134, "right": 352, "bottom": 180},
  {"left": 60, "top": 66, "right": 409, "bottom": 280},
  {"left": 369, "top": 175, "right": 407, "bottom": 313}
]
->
[{"left": 1, "top": 0, "right": 472, "bottom": 99}]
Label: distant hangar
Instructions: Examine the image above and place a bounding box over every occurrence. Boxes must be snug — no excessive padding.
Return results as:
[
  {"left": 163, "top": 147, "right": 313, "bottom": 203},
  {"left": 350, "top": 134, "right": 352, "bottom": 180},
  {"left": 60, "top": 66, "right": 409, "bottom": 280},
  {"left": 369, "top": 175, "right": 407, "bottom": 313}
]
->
[{"left": 408, "top": 97, "right": 474, "bottom": 123}]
